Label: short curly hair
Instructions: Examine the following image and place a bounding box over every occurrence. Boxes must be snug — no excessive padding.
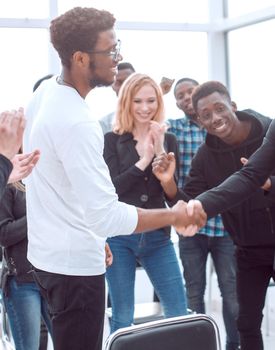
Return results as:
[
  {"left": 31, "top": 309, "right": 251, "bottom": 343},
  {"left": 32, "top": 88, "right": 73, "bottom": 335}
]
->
[
  {"left": 192, "top": 81, "right": 231, "bottom": 114},
  {"left": 50, "top": 7, "right": 116, "bottom": 68}
]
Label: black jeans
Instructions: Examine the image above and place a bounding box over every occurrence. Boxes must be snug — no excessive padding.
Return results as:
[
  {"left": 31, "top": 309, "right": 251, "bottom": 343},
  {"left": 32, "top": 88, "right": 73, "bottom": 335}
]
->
[
  {"left": 39, "top": 319, "right": 48, "bottom": 350},
  {"left": 32, "top": 268, "right": 105, "bottom": 350},
  {"left": 236, "top": 246, "right": 275, "bottom": 350}
]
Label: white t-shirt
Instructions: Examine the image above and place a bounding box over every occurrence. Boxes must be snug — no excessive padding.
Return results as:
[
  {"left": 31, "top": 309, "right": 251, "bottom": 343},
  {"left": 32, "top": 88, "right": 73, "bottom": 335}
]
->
[{"left": 24, "top": 77, "right": 138, "bottom": 276}]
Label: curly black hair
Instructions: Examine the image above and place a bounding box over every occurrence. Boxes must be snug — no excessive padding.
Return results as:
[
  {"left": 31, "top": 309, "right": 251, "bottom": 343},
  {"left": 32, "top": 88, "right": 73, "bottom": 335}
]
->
[
  {"left": 50, "top": 7, "right": 116, "bottom": 68},
  {"left": 192, "top": 81, "right": 231, "bottom": 113}
]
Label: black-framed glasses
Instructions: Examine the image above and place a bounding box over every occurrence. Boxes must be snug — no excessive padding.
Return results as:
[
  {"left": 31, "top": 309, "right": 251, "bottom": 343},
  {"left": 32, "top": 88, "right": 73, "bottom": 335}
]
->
[{"left": 86, "top": 39, "right": 121, "bottom": 61}]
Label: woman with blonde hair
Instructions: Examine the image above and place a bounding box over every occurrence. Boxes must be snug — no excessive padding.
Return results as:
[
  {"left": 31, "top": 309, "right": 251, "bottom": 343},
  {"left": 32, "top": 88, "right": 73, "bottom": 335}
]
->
[{"left": 104, "top": 73, "right": 187, "bottom": 333}]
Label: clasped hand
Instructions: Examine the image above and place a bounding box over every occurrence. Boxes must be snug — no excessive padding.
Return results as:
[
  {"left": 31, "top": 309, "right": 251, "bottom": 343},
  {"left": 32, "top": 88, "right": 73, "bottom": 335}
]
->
[
  {"left": 171, "top": 199, "right": 207, "bottom": 236},
  {"left": 152, "top": 152, "right": 207, "bottom": 236}
]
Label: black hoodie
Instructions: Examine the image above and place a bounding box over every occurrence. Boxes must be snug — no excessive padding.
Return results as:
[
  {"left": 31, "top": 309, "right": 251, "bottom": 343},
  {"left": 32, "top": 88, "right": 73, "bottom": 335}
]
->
[{"left": 178, "top": 110, "right": 275, "bottom": 248}]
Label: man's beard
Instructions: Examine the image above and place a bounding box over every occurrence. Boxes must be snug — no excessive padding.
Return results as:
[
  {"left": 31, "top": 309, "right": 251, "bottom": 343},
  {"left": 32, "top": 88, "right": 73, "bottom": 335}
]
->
[{"left": 89, "top": 62, "right": 113, "bottom": 89}]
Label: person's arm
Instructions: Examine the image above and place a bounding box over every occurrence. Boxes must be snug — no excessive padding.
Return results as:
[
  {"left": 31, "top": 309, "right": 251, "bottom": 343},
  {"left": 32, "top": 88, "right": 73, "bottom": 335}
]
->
[
  {"left": 135, "top": 200, "right": 206, "bottom": 235},
  {"left": 0, "top": 186, "right": 27, "bottom": 247},
  {"left": 58, "top": 121, "right": 206, "bottom": 238},
  {"left": 152, "top": 147, "right": 208, "bottom": 204},
  {"left": 196, "top": 118, "right": 275, "bottom": 218},
  {"left": 152, "top": 152, "right": 179, "bottom": 199},
  {"left": 240, "top": 156, "right": 275, "bottom": 200}
]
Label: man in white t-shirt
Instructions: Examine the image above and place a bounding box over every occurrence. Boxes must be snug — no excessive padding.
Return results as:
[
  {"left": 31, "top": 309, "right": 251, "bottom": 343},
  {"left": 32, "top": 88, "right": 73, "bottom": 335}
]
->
[{"left": 24, "top": 7, "right": 206, "bottom": 350}]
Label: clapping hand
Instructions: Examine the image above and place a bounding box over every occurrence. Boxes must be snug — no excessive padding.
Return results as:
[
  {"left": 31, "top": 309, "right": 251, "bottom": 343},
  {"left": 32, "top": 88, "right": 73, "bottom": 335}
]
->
[
  {"left": 0, "top": 108, "right": 26, "bottom": 160},
  {"left": 8, "top": 151, "right": 40, "bottom": 184},
  {"left": 149, "top": 121, "right": 166, "bottom": 156}
]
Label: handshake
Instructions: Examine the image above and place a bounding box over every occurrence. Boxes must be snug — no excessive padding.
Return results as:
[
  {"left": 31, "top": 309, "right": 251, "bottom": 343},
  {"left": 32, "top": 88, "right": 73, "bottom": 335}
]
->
[
  {"left": 152, "top": 151, "right": 207, "bottom": 236},
  {"left": 171, "top": 199, "right": 207, "bottom": 236}
]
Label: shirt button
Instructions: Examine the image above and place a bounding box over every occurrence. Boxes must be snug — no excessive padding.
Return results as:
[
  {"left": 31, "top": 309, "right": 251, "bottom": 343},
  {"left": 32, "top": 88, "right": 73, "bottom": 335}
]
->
[
  {"left": 140, "top": 194, "right": 149, "bottom": 202},
  {"left": 144, "top": 177, "right": 148, "bottom": 181}
]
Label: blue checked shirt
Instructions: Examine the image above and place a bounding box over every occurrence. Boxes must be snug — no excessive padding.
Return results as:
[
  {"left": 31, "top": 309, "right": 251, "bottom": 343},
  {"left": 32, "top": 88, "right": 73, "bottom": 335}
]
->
[{"left": 168, "top": 117, "right": 228, "bottom": 237}]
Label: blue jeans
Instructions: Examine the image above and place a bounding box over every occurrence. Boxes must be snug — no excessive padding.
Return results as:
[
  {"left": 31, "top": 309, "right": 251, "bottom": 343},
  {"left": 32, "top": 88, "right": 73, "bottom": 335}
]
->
[
  {"left": 106, "top": 229, "right": 187, "bottom": 333},
  {"left": 179, "top": 235, "right": 239, "bottom": 349},
  {"left": 2, "top": 277, "right": 52, "bottom": 350}
]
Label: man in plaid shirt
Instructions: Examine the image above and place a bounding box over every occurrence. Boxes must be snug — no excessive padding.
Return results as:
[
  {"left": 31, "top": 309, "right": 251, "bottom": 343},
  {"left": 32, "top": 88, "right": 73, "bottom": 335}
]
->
[{"left": 168, "top": 78, "right": 240, "bottom": 350}]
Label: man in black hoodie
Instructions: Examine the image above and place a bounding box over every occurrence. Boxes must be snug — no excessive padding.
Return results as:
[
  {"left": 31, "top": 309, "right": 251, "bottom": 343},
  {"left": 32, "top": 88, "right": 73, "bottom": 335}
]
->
[{"left": 153, "top": 81, "right": 275, "bottom": 350}]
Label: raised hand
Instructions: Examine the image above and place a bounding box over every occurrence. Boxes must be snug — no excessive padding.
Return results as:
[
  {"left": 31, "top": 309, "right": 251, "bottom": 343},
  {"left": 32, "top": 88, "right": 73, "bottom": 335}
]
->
[
  {"left": 135, "top": 133, "right": 155, "bottom": 171},
  {"left": 8, "top": 151, "right": 40, "bottom": 184},
  {"left": 152, "top": 152, "right": 176, "bottom": 183},
  {"left": 159, "top": 77, "right": 175, "bottom": 95},
  {"left": 149, "top": 121, "right": 166, "bottom": 156},
  {"left": 241, "top": 157, "right": 271, "bottom": 191},
  {"left": 171, "top": 199, "right": 207, "bottom": 236},
  {"left": 0, "top": 108, "right": 26, "bottom": 160}
]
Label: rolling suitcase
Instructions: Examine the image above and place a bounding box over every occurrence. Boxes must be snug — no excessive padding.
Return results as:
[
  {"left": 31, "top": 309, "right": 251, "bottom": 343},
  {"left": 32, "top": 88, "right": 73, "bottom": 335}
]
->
[{"left": 104, "top": 313, "right": 221, "bottom": 350}]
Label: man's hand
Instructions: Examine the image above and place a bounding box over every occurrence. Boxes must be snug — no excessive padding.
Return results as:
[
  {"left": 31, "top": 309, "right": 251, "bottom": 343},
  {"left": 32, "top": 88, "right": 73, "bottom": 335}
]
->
[
  {"left": 152, "top": 152, "right": 176, "bottom": 183},
  {"left": 8, "top": 151, "right": 40, "bottom": 184},
  {"left": 171, "top": 200, "right": 207, "bottom": 236},
  {"left": 159, "top": 77, "right": 175, "bottom": 95},
  {"left": 241, "top": 157, "right": 271, "bottom": 191},
  {"left": 105, "top": 243, "right": 113, "bottom": 267},
  {"left": 0, "top": 108, "right": 26, "bottom": 160}
]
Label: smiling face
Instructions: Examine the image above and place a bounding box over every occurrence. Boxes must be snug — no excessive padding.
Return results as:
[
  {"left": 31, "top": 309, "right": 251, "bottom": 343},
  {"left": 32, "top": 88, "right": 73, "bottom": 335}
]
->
[
  {"left": 131, "top": 84, "right": 159, "bottom": 126},
  {"left": 175, "top": 81, "right": 197, "bottom": 118},
  {"left": 197, "top": 92, "right": 238, "bottom": 142},
  {"left": 88, "top": 29, "right": 122, "bottom": 88}
]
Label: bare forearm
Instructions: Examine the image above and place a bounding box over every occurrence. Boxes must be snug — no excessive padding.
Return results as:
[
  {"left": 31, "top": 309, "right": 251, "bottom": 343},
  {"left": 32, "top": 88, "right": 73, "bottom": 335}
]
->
[
  {"left": 161, "top": 178, "right": 178, "bottom": 200},
  {"left": 134, "top": 207, "right": 176, "bottom": 233},
  {"left": 134, "top": 200, "right": 207, "bottom": 235}
]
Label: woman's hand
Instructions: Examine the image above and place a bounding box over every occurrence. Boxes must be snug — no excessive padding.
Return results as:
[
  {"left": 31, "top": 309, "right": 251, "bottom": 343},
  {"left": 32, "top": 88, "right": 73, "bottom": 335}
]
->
[
  {"left": 8, "top": 150, "right": 40, "bottom": 184},
  {"left": 135, "top": 133, "right": 155, "bottom": 171},
  {"left": 0, "top": 108, "right": 26, "bottom": 160},
  {"left": 150, "top": 121, "right": 166, "bottom": 156}
]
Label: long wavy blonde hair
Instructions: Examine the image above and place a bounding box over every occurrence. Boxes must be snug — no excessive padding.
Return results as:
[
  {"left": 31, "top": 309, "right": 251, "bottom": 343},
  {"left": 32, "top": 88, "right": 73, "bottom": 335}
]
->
[{"left": 113, "top": 73, "right": 165, "bottom": 134}]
